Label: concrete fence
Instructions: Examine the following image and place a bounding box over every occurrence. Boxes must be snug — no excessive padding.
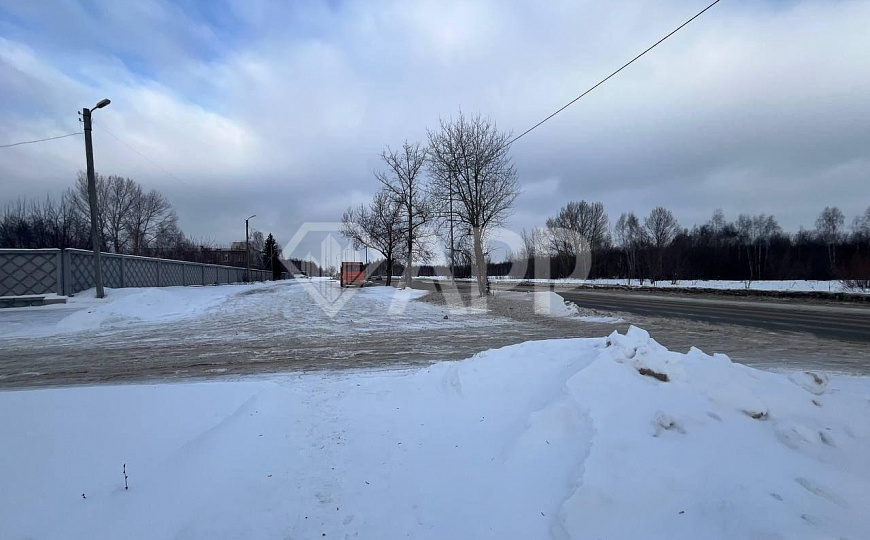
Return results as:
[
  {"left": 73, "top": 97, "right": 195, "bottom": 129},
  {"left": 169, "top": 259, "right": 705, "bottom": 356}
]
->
[{"left": 0, "top": 248, "right": 270, "bottom": 297}]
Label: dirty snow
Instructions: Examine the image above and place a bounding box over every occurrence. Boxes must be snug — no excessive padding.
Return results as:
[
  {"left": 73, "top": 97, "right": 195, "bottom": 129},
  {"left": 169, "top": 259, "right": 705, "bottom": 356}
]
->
[
  {"left": 1, "top": 327, "right": 867, "bottom": 539},
  {"left": 0, "top": 279, "right": 453, "bottom": 340},
  {"left": 0, "top": 282, "right": 277, "bottom": 338},
  {"left": 496, "top": 290, "right": 624, "bottom": 323},
  {"left": 485, "top": 277, "right": 863, "bottom": 294}
]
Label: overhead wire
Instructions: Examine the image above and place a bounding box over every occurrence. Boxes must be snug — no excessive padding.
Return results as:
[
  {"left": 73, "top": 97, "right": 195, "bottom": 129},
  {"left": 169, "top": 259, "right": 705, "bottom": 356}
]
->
[
  {"left": 91, "top": 120, "right": 190, "bottom": 186},
  {"left": 504, "top": 0, "right": 723, "bottom": 148},
  {"left": 0, "top": 132, "right": 82, "bottom": 148}
]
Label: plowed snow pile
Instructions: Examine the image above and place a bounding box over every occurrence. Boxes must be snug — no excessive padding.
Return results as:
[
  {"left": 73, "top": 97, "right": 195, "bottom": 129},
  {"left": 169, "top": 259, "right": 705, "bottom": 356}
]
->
[{"left": 1, "top": 327, "right": 868, "bottom": 539}]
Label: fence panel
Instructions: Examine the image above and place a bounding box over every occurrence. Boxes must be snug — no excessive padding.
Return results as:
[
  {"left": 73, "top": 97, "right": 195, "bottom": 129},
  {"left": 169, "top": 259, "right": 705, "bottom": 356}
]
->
[
  {"left": 0, "top": 249, "right": 63, "bottom": 296},
  {"left": 102, "top": 255, "right": 123, "bottom": 289},
  {"left": 184, "top": 264, "right": 201, "bottom": 286},
  {"left": 1, "top": 248, "right": 269, "bottom": 297},
  {"left": 204, "top": 266, "right": 218, "bottom": 285},
  {"left": 160, "top": 262, "right": 184, "bottom": 286},
  {"left": 66, "top": 249, "right": 95, "bottom": 294},
  {"left": 125, "top": 258, "right": 159, "bottom": 287}
]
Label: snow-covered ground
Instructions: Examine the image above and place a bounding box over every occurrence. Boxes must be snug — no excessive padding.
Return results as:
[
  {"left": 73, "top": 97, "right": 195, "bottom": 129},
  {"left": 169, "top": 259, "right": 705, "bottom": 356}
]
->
[
  {"left": 430, "top": 276, "right": 865, "bottom": 294},
  {"left": 0, "top": 279, "right": 453, "bottom": 340},
  {"left": 1, "top": 327, "right": 868, "bottom": 539},
  {"left": 0, "top": 281, "right": 279, "bottom": 339}
]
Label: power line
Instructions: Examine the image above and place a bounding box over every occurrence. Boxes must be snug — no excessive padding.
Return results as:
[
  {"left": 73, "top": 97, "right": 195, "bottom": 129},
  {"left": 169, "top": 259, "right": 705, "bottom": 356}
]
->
[
  {"left": 506, "top": 0, "right": 723, "bottom": 148},
  {"left": 0, "top": 132, "right": 82, "bottom": 148},
  {"left": 91, "top": 120, "right": 190, "bottom": 186}
]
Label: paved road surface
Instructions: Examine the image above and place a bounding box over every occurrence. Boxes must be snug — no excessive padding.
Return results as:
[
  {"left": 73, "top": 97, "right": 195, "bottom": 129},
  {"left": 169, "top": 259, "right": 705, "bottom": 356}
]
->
[
  {"left": 542, "top": 289, "right": 870, "bottom": 342},
  {"left": 418, "top": 280, "right": 870, "bottom": 374}
]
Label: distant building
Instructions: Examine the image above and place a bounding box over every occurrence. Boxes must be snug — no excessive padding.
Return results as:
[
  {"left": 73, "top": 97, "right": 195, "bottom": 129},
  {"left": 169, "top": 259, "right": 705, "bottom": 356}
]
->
[{"left": 201, "top": 242, "right": 261, "bottom": 268}]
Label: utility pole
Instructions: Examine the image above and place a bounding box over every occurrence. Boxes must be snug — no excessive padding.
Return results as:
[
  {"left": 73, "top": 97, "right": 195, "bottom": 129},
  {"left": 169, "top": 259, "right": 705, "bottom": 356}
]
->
[
  {"left": 81, "top": 98, "right": 111, "bottom": 298},
  {"left": 245, "top": 214, "right": 256, "bottom": 283}
]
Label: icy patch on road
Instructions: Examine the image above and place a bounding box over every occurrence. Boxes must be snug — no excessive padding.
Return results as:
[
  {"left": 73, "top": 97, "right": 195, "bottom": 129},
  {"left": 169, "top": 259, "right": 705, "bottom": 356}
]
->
[{"left": 1, "top": 328, "right": 868, "bottom": 538}]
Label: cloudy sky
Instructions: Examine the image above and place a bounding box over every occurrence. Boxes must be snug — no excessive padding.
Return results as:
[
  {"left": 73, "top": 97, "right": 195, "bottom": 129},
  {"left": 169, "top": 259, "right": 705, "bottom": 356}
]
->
[{"left": 1, "top": 0, "right": 868, "bottom": 259}]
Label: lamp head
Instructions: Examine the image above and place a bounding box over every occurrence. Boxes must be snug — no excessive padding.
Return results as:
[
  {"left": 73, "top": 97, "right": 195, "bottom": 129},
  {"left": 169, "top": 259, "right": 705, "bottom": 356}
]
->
[{"left": 94, "top": 98, "right": 111, "bottom": 109}]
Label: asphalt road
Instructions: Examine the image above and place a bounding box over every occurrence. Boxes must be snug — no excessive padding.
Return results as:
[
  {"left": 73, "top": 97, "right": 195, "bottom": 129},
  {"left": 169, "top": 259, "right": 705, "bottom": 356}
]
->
[{"left": 522, "top": 288, "right": 870, "bottom": 343}]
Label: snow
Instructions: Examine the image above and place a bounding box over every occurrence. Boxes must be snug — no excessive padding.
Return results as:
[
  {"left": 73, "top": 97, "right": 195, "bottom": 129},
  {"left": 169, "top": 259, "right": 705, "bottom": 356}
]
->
[
  {"left": 486, "top": 277, "right": 864, "bottom": 294},
  {"left": 0, "top": 283, "right": 271, "bottom": 338},
  {"left": 0, "top": 279, "right": 470, "bottom": 340},
  {"left": 534, "top": 290, "right": 579, "bottom": 317},
  {"left": 496, "top": 290, "right": 624, "bottom": 323},
  {"left": 2, "top": 327, "right": 868, "bottom": 539}
]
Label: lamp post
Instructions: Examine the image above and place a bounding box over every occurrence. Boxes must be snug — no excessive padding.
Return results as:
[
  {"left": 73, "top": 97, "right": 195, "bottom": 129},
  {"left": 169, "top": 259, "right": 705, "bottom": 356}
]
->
[
  {"left": 82, "top": 98, "right": 111, "bottom": 298},
  {"left": 246, "top": 214, "right": 256, "bottom": 282}
]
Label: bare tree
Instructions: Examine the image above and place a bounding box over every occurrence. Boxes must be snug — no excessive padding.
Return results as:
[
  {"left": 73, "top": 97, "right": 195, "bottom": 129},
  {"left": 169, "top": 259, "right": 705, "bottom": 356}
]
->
[
  {"left": 340, "top": 189, "right": 405, "bottom": 285},
  {"left": 545, "top": 200, "right": 609, "bottom": 277},
  {"left": 74, "top": 172, "right": 138, "bottom": 253},
  {"left": 853, "top": 206, "right": 870, "bottom": 256},
  {"left": 614, "top": 212, "right": 646, "bottom": 284},
  {"left": 546, "top": 201, "right": 609, "bottom": 252},
  {"left": 427, "top": 112, "right": 519, "bottom": 296},
  {"left": 644, "top": 206, "right": 681, "bottom": 283},
  {"left": 815, "top": 206, "right": 845, "bottom": 273},
  {"left": 125, "top": 187, "right": 174, "bottom": 255},
  {"left": 519, "top": 227, "right": 548, "bottom": 259},
  {"left": 736, "top": 213, "right": 781, "bottom": 282},
  {"left": 152, "top": 219, "right": 185, "bottom": 258},
  {"left": 376, "top": 141, "right": 430, "bottom": 286}
]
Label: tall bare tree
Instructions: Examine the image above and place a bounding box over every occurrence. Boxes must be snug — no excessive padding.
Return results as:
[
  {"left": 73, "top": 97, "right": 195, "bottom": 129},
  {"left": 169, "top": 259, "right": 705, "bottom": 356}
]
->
[
  {"left": 545, "top": 200, "right": 610, "bottom": 277},
  {"left": 853, "top": 206, "right": 870, "bottom": 256},
  {"left": 546, "top": 201, "right": 609, "bottom": 253},
  {"left": 376, "top": 141, "right": 429, "bottom": 286},
  {"left": 74, "top": 172, "right": 137, "bottom": 253},
  {"left": 519, "top": 227, "right": 548, "bottom": 259},
  {"left": 428, "top": 112, "right": 519, "bottom": 296},
  {"left": 341, "top": 189, "right": 405, "bottom": 285},
  {"left": 614, "top": 212, "right": 647, "bottom": 284},
  {"left": 644, "top": 206, "right": 681, "bottom": 283},
  {"left": 815, "top": 206, "right": 845, "bottom": 273},
  {"left": 736, "top": 213, "right": 781, "bottom": 281},
  {"left": 125, "top": 187, "right": 174, "bottom": 255}
]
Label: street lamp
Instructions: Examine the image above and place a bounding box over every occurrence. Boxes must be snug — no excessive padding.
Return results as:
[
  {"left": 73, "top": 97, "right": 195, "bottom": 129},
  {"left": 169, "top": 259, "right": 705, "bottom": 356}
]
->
[
  {"left": 82, "top": 98, "right": 111, "bottom": 298},
  {"left": 246, "top": 214, "right": 256, "bottom": 282}
]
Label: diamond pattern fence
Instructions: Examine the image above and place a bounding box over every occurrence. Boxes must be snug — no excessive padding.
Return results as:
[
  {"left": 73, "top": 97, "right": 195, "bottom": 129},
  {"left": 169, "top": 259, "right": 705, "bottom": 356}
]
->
[
  {"left": 0, "top": 248, "right": 269, "bottom": 297},
  {"left": 0, "top": 249, "right": 63, "bottom": 296}
]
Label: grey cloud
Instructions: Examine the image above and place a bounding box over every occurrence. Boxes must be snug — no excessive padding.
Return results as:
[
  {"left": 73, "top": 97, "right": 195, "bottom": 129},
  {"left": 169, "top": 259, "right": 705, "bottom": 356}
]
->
[{"left": 1, "top": 0, "right": 869, "bottom": 249}]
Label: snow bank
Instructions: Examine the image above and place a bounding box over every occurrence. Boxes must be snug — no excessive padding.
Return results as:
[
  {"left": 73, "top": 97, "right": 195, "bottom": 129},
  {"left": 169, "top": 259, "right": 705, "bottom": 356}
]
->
[
  {"left": 488, "top": 277, "right": 862, "bottom": 294},
  {"left": 1, "top": 329, "right": 868, "bottom": 539},
  {"left": 533, "top": 290, "right": 579, "bottom": 317},
  {"left": 522, "top": 290, "right": 622, "bottom": 322},
  {"left": 0, "top": 283, "right": 276, "bottom": 338}
]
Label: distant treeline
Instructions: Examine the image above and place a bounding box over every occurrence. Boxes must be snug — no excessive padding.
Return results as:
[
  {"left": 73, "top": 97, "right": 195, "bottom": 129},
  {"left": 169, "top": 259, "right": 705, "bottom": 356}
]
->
[
  {"left": 0, "top": 173, "right": 203, "bottom": 259},
  {"left": 418, "top": 203, "right": 870, "bottom": 288},
  {"left": 0, "top": 173, "right": 322, "bottom": 275}
]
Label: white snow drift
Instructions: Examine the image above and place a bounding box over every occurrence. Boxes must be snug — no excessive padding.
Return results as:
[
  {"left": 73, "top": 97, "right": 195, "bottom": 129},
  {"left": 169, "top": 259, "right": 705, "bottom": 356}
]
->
[{"left": 1, "top": 327, "right": 867, "bottom": 539}]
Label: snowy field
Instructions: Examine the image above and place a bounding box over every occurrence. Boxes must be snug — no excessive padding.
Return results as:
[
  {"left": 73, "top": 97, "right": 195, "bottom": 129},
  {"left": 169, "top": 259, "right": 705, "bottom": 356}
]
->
[
  {"left": 1, "top": 327, "right": 868, "bottom": 539},
  {"left": 431, "top": 276, "right": 865, "bottom": 294}
]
